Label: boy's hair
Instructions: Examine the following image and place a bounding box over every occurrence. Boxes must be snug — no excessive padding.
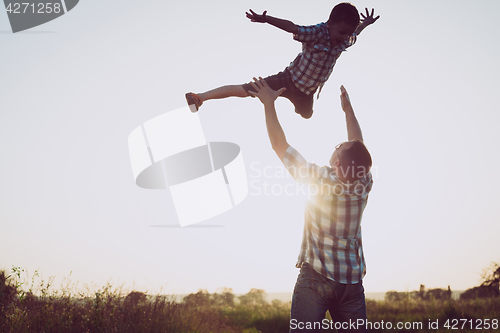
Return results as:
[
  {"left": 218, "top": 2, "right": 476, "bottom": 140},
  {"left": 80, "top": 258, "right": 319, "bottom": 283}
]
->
[
  {"left": 329, "top": 3, "right": 359, "bottom": 28},
  {"left": 338, "top": 140, "right": 372, "bottom": 182}
]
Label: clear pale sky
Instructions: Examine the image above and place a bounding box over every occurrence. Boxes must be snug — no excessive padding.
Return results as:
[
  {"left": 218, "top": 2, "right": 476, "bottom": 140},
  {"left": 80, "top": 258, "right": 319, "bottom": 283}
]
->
[{"left": 1, "top": 0, "right": 499, "bottom": 296}]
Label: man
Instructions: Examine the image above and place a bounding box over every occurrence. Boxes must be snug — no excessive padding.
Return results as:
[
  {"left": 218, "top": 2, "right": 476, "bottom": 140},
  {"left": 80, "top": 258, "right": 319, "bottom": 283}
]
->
[{"left": 249, "top": 78, "right": 373, "bottom": 333}]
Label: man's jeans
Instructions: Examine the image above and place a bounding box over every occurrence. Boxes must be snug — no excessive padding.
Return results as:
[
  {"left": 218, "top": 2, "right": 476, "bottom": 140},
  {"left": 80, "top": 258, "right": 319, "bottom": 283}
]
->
[{"left": 290, "top": 263, "right": 368, "bottom": 333}]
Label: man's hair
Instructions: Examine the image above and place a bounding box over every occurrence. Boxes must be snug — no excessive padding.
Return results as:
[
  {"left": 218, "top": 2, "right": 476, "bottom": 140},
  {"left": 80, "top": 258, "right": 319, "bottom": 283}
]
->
[
  {"left": 328, "top": 3, "right": 359, "bottom": 28},
  {"left": 338, "top": 140, "right": 372, "bottom": 182}
]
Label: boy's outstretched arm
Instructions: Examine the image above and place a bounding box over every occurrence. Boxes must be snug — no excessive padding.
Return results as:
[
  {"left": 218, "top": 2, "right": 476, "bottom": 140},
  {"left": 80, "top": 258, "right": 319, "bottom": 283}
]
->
[
  {"left": 246, "top": 9, "right": 298, "bottom": 34},
  {"left": 340, "top": 86, "right": 364, "bottom": 142},
  {"left": 248, "top": 77, "right": 289, "bottom": 162},
  {"left": 355, "top": 8, "right": 380, "bottom": 35}
]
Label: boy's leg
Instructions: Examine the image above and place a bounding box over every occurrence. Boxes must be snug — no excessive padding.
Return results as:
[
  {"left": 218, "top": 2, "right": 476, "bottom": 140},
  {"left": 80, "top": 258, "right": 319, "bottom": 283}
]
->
[
  {"left": 199, "top": 85, "right": 249, "bottom": 101},
  {"left": 275, "top": 70, "right": 314, "bottom": 119},
  {"left": 251, "top": 70, "right": 315, "bottom": 119},
  {"left": 289, "top": 94, "right": 314, "bottom": 119},
  {"left": 186, "top": 71, "right": 315, "bottom": 117},
  {"left": 186, "top": 85, "right": 249, "bottom": 112},
  {"left": 187, "top": 73, "right": 284, "bottom": 113}
]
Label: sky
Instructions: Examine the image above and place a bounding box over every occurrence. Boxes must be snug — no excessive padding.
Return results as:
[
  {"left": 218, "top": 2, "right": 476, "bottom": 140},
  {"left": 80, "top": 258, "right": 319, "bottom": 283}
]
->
[{"left": 1, "top": 0, "right": 499, "bottom": 297}]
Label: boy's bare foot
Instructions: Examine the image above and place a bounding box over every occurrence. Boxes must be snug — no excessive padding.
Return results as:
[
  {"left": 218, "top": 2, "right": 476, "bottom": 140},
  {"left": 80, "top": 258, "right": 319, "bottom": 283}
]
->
[{"left": 185, "top": 92, "right": 203, "bottom": 113}]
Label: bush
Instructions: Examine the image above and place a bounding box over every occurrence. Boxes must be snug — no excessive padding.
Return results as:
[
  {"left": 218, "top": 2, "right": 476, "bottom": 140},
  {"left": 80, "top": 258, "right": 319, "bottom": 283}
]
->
[{"left": 2, "top": 266, "right": 500, "bottom": 333}]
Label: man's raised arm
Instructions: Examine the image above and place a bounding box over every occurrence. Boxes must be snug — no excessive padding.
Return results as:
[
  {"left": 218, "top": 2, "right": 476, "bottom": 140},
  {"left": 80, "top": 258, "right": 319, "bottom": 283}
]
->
[
  {"left": 248, "top": 77, "right": 289, "bottom": 162},
  {"left": 340, "top": 85, "right": 364, "bottom": 142},
  {"left": 246, "top": 9, "right": 298, "bottom": 34}
]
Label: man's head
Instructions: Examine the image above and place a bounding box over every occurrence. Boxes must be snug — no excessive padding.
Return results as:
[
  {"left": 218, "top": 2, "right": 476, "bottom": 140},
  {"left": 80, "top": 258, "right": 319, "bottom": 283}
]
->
[
  {"left": 329, "top": 140, "right": 372, "bottom": 182},
  {"left": 327, "top": 3, "right": 359, "bottom": 44}
]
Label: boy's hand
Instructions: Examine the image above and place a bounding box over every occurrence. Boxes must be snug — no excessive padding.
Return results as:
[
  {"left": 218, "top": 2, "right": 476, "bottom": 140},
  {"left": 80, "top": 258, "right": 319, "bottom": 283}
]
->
[
  {"left": 246, "top": 9, "right": 267, "bottom": 23},
  {"left": 248, "top": 77, "right": 286, "bottom": 106},
  {"left": 340, "top": 85, "right": 353, "bottom": 113},
  {"left": 360, "top": 8, "right": 380, "bottom": 25}
]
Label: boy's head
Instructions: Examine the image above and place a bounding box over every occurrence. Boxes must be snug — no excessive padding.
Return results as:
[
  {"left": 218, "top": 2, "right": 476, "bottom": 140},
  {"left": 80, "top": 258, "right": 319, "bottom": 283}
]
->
[
  {"left": 327, "top": 3, "right": 359, "bottom": 44},
  {"left": 329, "top": 140, "right": 372, "bottom": 182}
]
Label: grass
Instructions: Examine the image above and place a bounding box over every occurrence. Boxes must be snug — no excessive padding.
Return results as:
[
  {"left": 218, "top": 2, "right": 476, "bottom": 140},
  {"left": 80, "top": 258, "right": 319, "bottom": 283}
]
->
[
  {"left": 1, "top": 268, "right": 499, "bottom": 332},
  {"left": 363, "top": 298, "right": 500, "bottom": 332}
]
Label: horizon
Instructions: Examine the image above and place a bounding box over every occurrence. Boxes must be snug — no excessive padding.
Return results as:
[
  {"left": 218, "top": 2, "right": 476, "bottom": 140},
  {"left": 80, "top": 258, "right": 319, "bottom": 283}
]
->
[{"left": 0, "top": 264, "right": 477, "bottom": 300}]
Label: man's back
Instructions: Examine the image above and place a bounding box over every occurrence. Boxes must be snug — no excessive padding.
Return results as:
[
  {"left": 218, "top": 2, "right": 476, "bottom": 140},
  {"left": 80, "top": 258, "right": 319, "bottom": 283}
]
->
[{"left": 284, "top": 145, "right": 373, "bottom": 283}]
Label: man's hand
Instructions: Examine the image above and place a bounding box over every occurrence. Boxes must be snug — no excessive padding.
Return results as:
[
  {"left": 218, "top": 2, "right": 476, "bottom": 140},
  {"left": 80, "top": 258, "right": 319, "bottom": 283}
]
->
[
  {"left": 340, "top": 85, "right": 363, "bottom": 142},
  {"left": 340, "top": 85, "right": 353, "bottom": 113},
  {"left": 360, "top": 8, "right": 380, "bottom": 26},
  {"left": 248, "top": 77, "right": 286, "bottom": 106},
  {"left": 246, "top": 9, "right": 267, "bottom": 23}
]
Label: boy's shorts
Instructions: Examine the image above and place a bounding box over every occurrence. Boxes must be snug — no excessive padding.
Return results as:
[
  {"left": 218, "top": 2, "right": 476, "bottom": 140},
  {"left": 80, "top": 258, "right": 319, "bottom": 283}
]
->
[{"left": 242, "top": 69, "right": 315, "bottom": 119}]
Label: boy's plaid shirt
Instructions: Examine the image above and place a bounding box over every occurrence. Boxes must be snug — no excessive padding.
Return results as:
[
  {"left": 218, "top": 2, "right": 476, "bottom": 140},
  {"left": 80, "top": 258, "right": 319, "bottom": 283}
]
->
[
  {"left": 288, "top": 22, "right": 356, "bottom": 96},
  {"left": 284, "top": 146, "right": 373, "bottom": 284}
]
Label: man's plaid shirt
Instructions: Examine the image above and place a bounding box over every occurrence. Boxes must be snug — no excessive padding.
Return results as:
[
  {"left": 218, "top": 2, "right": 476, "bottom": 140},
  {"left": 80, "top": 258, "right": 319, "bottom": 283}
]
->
[
  {"left": 284, "top": 146, "right": 373, "bottom": 284},
  {"left": 287, "top": 22, "right": 356, "bottom": 96}
]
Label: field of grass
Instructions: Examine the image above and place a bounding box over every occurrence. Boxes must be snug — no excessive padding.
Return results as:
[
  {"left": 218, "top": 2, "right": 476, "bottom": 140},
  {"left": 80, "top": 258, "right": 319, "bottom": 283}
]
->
[{"left": 1, "top": 269, "right": 499, "bottom": 332}]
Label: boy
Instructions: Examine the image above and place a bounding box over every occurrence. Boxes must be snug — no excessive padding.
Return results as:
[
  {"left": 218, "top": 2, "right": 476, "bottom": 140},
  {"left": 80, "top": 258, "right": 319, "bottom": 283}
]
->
[{"left": 186, "top": 3, "right": 379, "bottom": 119}]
